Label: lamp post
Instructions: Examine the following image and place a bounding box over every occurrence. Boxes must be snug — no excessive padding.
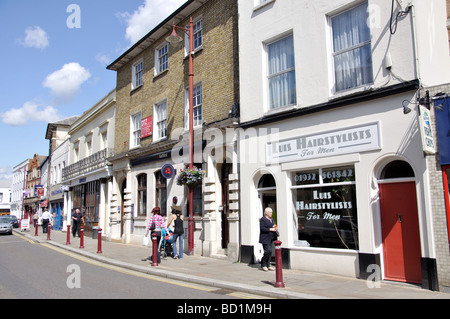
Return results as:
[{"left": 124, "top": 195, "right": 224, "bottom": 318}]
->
[{"left": 167, "top": 18, "right": 195, "bottom": 255}]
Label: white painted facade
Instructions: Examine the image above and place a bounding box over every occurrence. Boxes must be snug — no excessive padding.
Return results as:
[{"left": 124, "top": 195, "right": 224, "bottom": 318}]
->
[
  {"left": 63, "top": 90, "right": 116, "bottom": 236},
  {"left": 11, "top": 160, "right": 28, "bottom": 218},
  {"left": 238, "top": 0, "right": 450, "bottom": 288}
]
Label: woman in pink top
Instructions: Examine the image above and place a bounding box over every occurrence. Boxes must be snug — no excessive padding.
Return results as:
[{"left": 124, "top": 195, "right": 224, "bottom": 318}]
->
[{"left": 145, "top": 207, "right": 169, "bottom": 263}]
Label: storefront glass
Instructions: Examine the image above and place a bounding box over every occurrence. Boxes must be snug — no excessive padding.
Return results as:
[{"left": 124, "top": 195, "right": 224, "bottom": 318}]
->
[{"left": 292, "top": 165, "right": 358, "bottom": 250}]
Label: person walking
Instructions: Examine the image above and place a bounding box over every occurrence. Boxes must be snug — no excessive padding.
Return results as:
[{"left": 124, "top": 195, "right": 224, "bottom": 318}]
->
[
  {"left": 72, "top": 209, "right": 84, "bottom": 237},
  {"left": 167, "top": 205, "right": 184, "bottom": 259},
  {"left": 145, "top": 207, "right": 169, "bottom": 263},
  {"left": 41, "top": 210, "right": 52, "bottom": 234},
  {"left": 32, "top": 212, "right": 39, "bottom": 228},
  {"left": 259, "top": 207, "right": 278, "bottom": 271}
]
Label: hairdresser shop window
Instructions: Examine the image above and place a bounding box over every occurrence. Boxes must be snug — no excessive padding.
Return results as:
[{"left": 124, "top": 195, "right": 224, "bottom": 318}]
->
[{"left": 292, "top": 166, "right": 358, "bottom": 250}]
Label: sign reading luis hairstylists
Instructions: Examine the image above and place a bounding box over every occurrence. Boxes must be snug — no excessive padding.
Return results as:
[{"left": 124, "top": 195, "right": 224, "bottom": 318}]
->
[{"left": 267, "top": 122, "right": 381, "bottom": 164}]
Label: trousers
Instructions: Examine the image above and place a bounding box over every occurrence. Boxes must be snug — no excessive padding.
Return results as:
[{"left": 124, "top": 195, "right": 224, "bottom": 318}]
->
[{"left": 261, "top": 243, "right": 272, "bottom": 268}]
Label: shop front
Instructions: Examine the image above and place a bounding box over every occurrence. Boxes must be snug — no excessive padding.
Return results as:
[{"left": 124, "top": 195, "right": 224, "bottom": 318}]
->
[
  {"left": 239, "top": 89, "right": 438, "bottom": 289},
  {"left": 49, "top": 185, "right": 65, "bottom": 231}
]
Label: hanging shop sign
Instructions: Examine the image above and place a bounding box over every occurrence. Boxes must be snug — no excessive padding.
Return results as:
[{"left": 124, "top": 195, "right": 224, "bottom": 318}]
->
[
  {"left": 266, "top": 122, "right": 381, "bottom": 165},
  {"left": 418, "top": 105, "right": 436, "bottom": 155}
]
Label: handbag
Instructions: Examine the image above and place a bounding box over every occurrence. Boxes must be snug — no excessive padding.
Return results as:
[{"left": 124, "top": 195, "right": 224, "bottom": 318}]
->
[
  {"left": 149, "top": 219, "right": 156, "bottom": 231},
  {"left": 142, "top": 235, "right": 149, "bottom": 246}
]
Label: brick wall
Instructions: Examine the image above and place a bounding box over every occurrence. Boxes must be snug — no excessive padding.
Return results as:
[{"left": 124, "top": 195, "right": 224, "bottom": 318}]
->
[
  {"left": 421, "top": 85, "right": 450, "bottom": 290},
  {"left": 114, "top": 0, "right": 239, "bottom": 156}
]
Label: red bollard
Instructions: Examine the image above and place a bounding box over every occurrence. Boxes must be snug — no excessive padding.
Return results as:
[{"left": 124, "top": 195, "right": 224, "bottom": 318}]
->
[
  {"left": 34, "top": 221, "right": 38, "bottom": 236},
  {"left": 274, "top": 240, "right": 285, "bottom": 288},
  {"left": 66, "top": 225, "right": 71, "bottom": 245},
  {"left": 47, "top": 223, "right": 51, "bottom": 240},
  {"left": 97, "top": 228, "right": 102, "bottom": 254},
  {"left": 79, "top": 227, "right": 84, "bottom": 249},
  {"left": 151, "top": 233, "right": 158, "bottom": 266}
]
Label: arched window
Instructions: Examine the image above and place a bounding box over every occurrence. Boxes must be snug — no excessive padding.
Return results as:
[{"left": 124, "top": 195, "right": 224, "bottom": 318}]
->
[
  {"left": 380, "top": 160, "right": 415, "bottom": 179},
  {"left": 258, "top": 174, "right": 276, "bottom": 189},
  {"left": 137, "top": 174, "right": 147, "bottom": 216},
  {"left": 155, "top": 171, "right": 167, "bottom": 216}
]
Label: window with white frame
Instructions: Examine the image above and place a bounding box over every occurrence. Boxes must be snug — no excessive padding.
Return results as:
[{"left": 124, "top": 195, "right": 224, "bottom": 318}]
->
[
  {"left": 331, "top": 2, "right": 373, "bottom": 93},
  {"left": 185, "top": 83, "right": 203, "bottom": 130},
  {"left": 86, "top": 135, "right": 92, "bottom": 157},
  {"left": 154, "top": 100, "right": 167, "bottom": 140},
  {"left": 131, "top": 112, "right": 142, "bottom": 148},
  {"left": 193, "top": 19, "right": 203, "bottom": 50},
  {"left": 131, "top": 59, "right": 143, "bottom": 90},
  {"left": 185, "top": 18, "right": 203, "bottom": 54},
  {"left": 74, "top": 143, "right": 79, "bottom": 163},
  {"left": 101, "top": 131, "right": 107, "bottom": 150},
  {"left": 155, "top": 43, "right": 168, "bottom": 75},
  {"left": 267, "top": 34, "right": 297, "bottom": 110}
]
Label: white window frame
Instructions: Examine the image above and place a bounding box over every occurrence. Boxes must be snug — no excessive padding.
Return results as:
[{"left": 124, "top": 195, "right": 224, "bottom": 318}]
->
[
  {"left": 155, "top": 43, "right": 168, "bottom": 75},
  {"left": 184, "top": 83, "right": 203, "bottom": 130},
  {"left": 131, "top": 58, "right": 143, "bottom": 90},
  {"left": 130, "top": 112, "right": 142, "bottom": 148},
  {"left": 185, "top": 17, "right": 203, "bottom": 56},
  {"left": 154, "top": 99, "right": 168, "bottom": 141},
  {"left": 328, "top": 2, "right": 373, "bottom": 96},
  {"left": 73, "top": 142, "right": 79, "bottom": 163},
  {"left": 264, "top": 33, "right": 297, "bottom": 112}
]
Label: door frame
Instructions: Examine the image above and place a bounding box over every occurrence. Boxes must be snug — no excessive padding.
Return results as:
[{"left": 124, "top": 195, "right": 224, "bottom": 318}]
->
[{"left": 378, "top": 177, "right": 422, "bottom": 284}]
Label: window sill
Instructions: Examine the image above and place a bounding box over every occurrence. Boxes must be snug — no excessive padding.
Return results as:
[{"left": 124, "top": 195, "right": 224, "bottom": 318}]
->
[
  {"left": 263, "top": 103, "right": 298, "bottom": 117},
  {"left": 253, "top": 0, "right": 275, "bottom": 12},
  {"left": 153, "top": 69, "right": 168, "bottom": 81},
  {"left": 130, "top": 84, "right": 143, "bottom": 96},
  {"left": 152, "top": 136, "right": 168, "bottom": 144},
  {"left": 329, "top": 84, "right": 374, "bottom": 102}
]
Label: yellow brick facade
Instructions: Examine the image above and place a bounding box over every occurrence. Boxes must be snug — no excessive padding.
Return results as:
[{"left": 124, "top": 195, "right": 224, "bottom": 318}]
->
[{"left": 113, "top": 0, "right": 239, "bottom": 157}]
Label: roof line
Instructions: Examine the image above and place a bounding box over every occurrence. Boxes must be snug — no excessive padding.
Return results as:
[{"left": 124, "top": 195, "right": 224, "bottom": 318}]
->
[{"left": 107, "top": 0, "right": 195, "bottom": 71}]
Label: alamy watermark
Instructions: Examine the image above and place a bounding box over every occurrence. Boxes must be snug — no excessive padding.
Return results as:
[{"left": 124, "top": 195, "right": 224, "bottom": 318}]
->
[
  {"left": 67, "top": 4, "right": 81, "bottom": 29},
  {"left": 66, "top": 264, "right": 81, "bottom": 289},
  {"left": 366, "top": 264, "right": 382, "bottom": 289}
]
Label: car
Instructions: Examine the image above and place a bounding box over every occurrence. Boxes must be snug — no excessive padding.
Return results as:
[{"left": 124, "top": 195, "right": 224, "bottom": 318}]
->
[
  {"left": 0, "top": 216, "right": 13, "bottom": 235},
  {"left": 8, "top": 215, "right": 19, "bottom": 228}
]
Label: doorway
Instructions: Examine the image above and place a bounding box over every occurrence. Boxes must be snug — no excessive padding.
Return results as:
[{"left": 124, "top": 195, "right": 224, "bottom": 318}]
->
[
  {"left": 120, "top": 179, "right": 127, "bottom": 237},
  {"left": 378, "top": 161, "right": 422, "bottom": 284},
  {"left": 257, "top": 174, "right": 277, "bottom": 223},
  {"left": 221, "top": 163, "right": 232, "bottom": 249}
]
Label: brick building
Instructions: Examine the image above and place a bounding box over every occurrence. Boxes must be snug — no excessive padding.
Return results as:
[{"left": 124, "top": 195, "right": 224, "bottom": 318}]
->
[{"left": 107, "top": 0, "right": 240, "bottom": 260}]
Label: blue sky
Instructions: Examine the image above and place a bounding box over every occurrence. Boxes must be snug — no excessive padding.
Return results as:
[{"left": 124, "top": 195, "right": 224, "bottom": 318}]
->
[{"left": 0, "top": 0, "right": 186, "bottom": 179}]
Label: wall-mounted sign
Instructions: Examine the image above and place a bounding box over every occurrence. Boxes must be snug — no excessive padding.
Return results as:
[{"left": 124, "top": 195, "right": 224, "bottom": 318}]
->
[
  {"left": 267, "top": 122, "right": 381, "bottom": 164},
  {"left": 161, "top": 163, "right": 175, "bottom": 179},
  {"left": 419, "top": 105, "right": 436, "bottom": 155},
  {"left": 141, "top": 116, "right": 153, "bottom": 139}
]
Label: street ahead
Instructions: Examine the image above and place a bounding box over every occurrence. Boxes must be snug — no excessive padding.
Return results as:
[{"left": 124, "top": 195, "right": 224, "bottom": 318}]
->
[{"left": 0, "top": 233, "right": 245, "bottom": 299}]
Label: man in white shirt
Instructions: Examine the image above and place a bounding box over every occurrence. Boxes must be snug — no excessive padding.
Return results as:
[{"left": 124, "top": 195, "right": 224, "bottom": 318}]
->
[{"left": 41, "top": 210, "right": 52, "bottom": 234}]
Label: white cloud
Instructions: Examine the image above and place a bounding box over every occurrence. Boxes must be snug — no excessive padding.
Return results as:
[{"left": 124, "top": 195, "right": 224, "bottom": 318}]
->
[
  {"left": 96, "top": 53, "right": 112, "bottom": 66},
  {"left": 43, "top": 63, "right": 91, "bottom": 103},
  {"left": 20, "top": 26, "right": 49, "bottom": 49},
  {"left": 119, "top": 0, "right": 187, "bottom": 45},
  {"left": 0, "top": 166, "right": 12, "bottom": 181},
  {"left": 1, "top": 101, "right": 62, "bottom": 126}
]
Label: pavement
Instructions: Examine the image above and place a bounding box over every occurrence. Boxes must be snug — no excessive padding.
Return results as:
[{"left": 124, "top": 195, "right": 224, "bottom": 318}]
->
[{"left": 13, "top": 228, "right": 450, "bottom": 299}]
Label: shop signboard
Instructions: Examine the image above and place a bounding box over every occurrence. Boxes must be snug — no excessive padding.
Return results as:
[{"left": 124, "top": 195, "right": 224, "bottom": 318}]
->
[{"left": 267, "top": 122, "right": 381, "bottom": 165}]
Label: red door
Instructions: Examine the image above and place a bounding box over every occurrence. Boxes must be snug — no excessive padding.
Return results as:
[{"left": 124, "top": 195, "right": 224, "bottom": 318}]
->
[{"left": 379, "top": 182, "right": 422, "bottom": 284}]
